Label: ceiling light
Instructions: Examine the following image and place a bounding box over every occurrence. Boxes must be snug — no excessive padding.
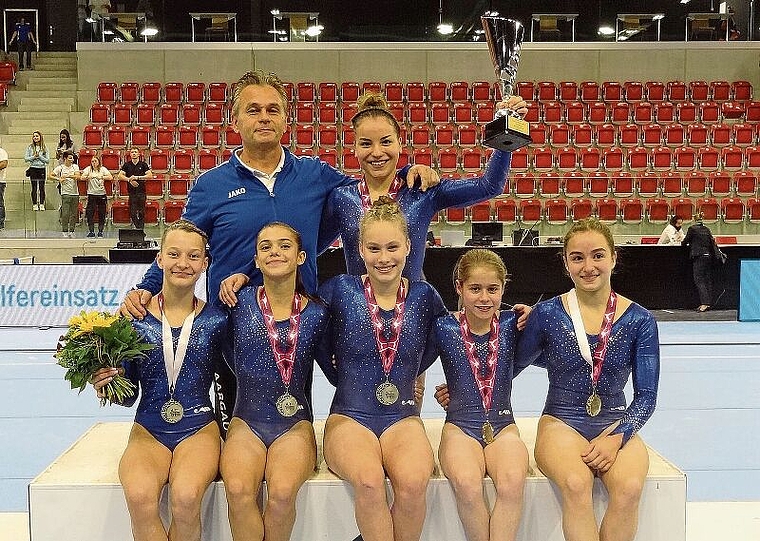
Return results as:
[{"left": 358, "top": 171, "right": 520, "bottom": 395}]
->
[
  {"left": 598, "top": 26, "right": 615, "bottom": 36},
  {"left": 437, "top": 23, "right": 454, "bottom": 35}
]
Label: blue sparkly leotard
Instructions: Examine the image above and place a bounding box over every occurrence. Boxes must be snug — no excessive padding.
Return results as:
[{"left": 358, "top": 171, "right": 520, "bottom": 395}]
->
[
  {"left": 319, "top": 275, "right": 447, "bottom": 438},
  {"left": 515, "top": 296, "right": 660, "bottom": 444},
  {"left": 228, "top": 286, "right": 331, "bottom": 448},
  {"left": 318, "top": 151, "right": 511, "bottom": 280},
  {"left": 121, "top": 305, "right": 228, "bottom": 451},
  {"left": 432, "top": 310, "right": 519, "bottom": 447}
]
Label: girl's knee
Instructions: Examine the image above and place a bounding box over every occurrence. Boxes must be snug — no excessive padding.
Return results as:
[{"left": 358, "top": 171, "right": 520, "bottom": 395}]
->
[
  {"left": 609, "top": 477, "right": 645, "bottom": 508},
  {"left": 392, "top": 472, "right": 430, "bottom": 504},
  {"left": 448, "top": 473, "right": 485, "bottom": 507},
  {"left": 222, "top": 474, "right": 259, "bottom": 504},
  {"left": 169, "top": 482, "right": 206, "bottom": 519},
  {"left": 558, "top": 471, "right": 594, "bottom": 503},
  {"left": 492, "top": 468, "right": 527, "bottom": 500},
  {"left": 351, "top": 470, "right": 389, "bottom": 505}
]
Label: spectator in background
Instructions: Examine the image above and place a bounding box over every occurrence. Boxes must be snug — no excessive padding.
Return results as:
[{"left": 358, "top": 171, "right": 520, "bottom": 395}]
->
[
  {"left": 8, "top": 17, "right": 37, "bottom": 71},
  {"left": 118, "top": 148, "right": 153, "bottom": 230},
  {"left": 657, "top": 215, "right": 685, "bottom": 245},
  {"left": 49, "top": 151, "right": 80, "bottom": 238},
  {"left": 682, "top": 214, "right": 720, "bottom": 313},
  {"left": 0, "top": 138, "right": 7, "bottom": 230},
  {"left": 56, "top": 129, "right": 78, "bottom": 166},
  {"left": 80, "top": 154, "right": 112, "bottom": 238},
  {"left": 24, "top": 131, "right": 49, "bottom": 211}
]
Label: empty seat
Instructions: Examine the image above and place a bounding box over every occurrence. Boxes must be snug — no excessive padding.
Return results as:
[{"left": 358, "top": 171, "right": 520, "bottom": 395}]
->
[
  {"left": 428, "top": 81, "right": 448, "bottom": 102},
  {"left": 163, "top": 200, "right": 186, "bottom": 224},
  {"left": 677, "top": 101, "right": 697, "bottom": 123},
  {"left": 710, "top": 80, "right": 731, "bottom": 102},
  {"left": 580, "top": 81, "right": 600, "bottom": 103},
  {"left": 624, "top": 81, "right": 644, "bottom": 102},
  {"left": 664, "top": 124, "right": 686, "bottom": 147},
  {"left": 610, "top": 102, "right": 630, "bottom": 124},
  {"left": 646, "top": 81, "right": 666, "bottom": 102},
  {"left": 224, "top": 126, "right": 242, "bottom": 147},
  {"left": 588, "top": 172, "right": 610, "bottom": 197},
  {"left": 674, "top": 146, "right": 697, "bottom": 170},
  {"left": 595, "top": 198, "right": 618, "bottom": 223},
  {"left": 513, "top": 172, "right": 536, "bottom": 198},
  {"left": 340, "top": 82, "right": 360, "bottom": 102},
  {"left": 97, "top": 82, "right": 118, "bottom": 103},
  {"left": 621, "top": 198, "right": 644, "bottom": 223},
  {"left": 595, "top": 124, "right": 616, "bottom": 147},
  {"left": 565, "top": 101, "right": 586, "bottom": 124},
  {"left": 651, "top": 146, "right": 673, "bottom": 170},
  {"left": 110, "top": 200, "right": 131, "bottom": 225},
  {"left": 516, "top": 81, "right": 535, "bottom": 101},
  {"left": 437, "top": 148, "right": 458, "bottom": 172},
  {"left": 602, "top": 147, "right": 624, "bottom": 171},
  {"left": 633, "top": 102, "right": 654, "bottom": 124},
  {"left": 135, "top": 103, "right": 156, "bottom": 126},
  {"left": 661, "top": 171, "right": 683, "bottom": 197},
  {"left": 735, "top": 171, "right": 758, "bottom": 196},
  {"left": 697, "top": 146, "right": 720, "bottom": 170},
  {"left": 462, "top": 148, "right": 483, "bottom": 172},
  {"left": 572, "top": 123, "right": 594, "bottom": 147},
  {"left": 296, "top": 82, "right": 316, "bottom": 102},
  {"left": 562, "top": 171, "right": 586, "bottom": 198},
  {"left": 494, "top": 199, "right": 517, "bottom": 223},
  {"left": 318, "top": 148, "right": 339, "bottom": 168},
  {"left": 445, "top": 206, "right": 466, "bottom": 224},
  {"left": 636, "top": 171, "right": 660, "bottom": 197},
  {"left": 619, "top": 123, "right": 641, "bottom": 147},
  {"left": 545, "top": 199, "right": 569, "bottom": 224},
  {"left": 579, "top": 147, "right": 602, "bottom": 170},
  {"left": 149, "top": 148, "right": 170, "bottom": 173},
  {"left": 318, "top": 82, "right": 338, "bottom": 102},
  {"left": 542, "top": 101, "right": 563, "bottom": 123},
  {"left": 721, "top": 145, "right": 744, "bottom": 170},
  {"left": 295, "top": 103, "right": 315, "bottom": 124},
  {"left": 721, "top": 197, "right": 746, "bottom": 223},
  {"left": 709, "top": 171, "right": 732, "bottom": 197},
  {"left": 732, "top": 80, "right": 753, "bottom": 102},
  {"left": 83, "top": 125, "right": 104, "bottom": 148},
  {"left": 588, "top": 102, "right": 608, "bottom": 124},
  {"left": 646, "top": 198, "right": 670, "bottom": 223},
  {"left": 642, "top": 123, "right": 663, "bottom": 146},
  {"left": 671, "top": 198, "right": 694, "bottom": 223},
  {"left": 538, "top": 172, "right": 561, "bottom": 198},
  {"left": 158, "top": 103, "right": 179, "bottom": 126},
  {"left": 732, "top": 123, "right": 754, "bottom": 146},
  {"left": 612, "top": 171, "right": 634, "bottom": 197},
  {"left": 112, "top": 103, "right": 133, "bottom": 126},
  {"left": 180, "top": 103, "right": 202, "bottom": 125},
  {"left": 699, "top": 101, "right": 721, "bottom": 123},
  {"left": 748, "top": 198, "right": 760, "bottom": 223},
  {"left": 689, "top": 80, "right": 709, "bottom": 102},
  {"left": 105, "top": 126, "right": 128, "bottom": 148},
  {"left": 471, "top": 81, "right": 492, "bottom": 102},
  {"left": 431, "top": 103, "right": 450, "bottom": 124},
  {"left": 571, "top": 198, "right": 594, "bottom": 221},
  {"left": 627, "top": 146, "right": 649, "bottom": 171},
  {"left": 696, "top": 197, "right": 720, "bottom": 222},
  {"left": 654, "top": 101, "right": 675, "bottom": 123},
  {"left": 405, "top": 82, "right": 426, "bottom": 103},
  {"left": 470, "top": 201, "right": 492, "bottom": 222},
  {"left": 164, "top": 82, "right": 184, "bottom": 103},
  {"left": 519, "top": 199, "right": 543, "bottom": 223},
  {"left": 449, "top": 81, "right": 470, "bottom": 103},
  {"left": 197, "top": 149, "right": 220, "bottom": 172},
  {"left": 602, "top": 81, "right": 623, "bottom": 102},
  {"left": 685, "top": 171, "right": 708, "bottom": 196},
  {"left": 89, "top": 103, "right": 111, "bottom": 125}
]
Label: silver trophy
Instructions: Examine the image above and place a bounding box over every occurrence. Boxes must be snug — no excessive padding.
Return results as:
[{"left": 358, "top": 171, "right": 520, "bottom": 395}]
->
[{"left": 481, "top": 15, "right": 531, "bottom": 152}]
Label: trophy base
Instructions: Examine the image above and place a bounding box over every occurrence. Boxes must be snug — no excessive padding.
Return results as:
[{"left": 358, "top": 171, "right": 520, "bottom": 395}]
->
[{"left": 483, "top": 115, "right": 532, "bottom": 152}]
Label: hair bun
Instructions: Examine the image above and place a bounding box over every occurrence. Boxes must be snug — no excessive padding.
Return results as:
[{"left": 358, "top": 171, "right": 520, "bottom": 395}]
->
[{"left": 357, "top": 92, "right": 388, "bottom": 112}]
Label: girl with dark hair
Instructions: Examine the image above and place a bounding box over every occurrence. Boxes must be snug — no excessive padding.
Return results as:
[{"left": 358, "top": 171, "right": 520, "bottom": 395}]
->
[
  {"left": 221, "top": 221, "right": 332, "bottom": 541},
  {"left": 56, "top": 128, "right": 78, "bottom": 165}
]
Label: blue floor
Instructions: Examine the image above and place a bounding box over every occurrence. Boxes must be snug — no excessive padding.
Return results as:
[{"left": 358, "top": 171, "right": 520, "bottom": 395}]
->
[{"left": 1, "top": 322, "right": 759, "bottom": 511}]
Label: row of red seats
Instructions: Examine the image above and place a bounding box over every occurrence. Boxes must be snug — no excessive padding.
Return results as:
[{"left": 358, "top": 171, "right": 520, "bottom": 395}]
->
[
  {"left": 522, "top": 99, "right": 752, "bottom": 125},
  {"left": 510, "top": 144, "right": 760, "bottom": 172},
  {"left": 515, "top": 80, "right": 753, "bottom": 104},
  {"left": 82, "top": 124, "right": 242, "bottom": 149},
  {"left": 73, "top": 173, "right": 194, "bottom": 200},
  {"left": 96, "top": 80, "right": 754, "bottom": 107},
  {"left": 528, "top": 122, "right": 760, "bottom": 148},
  {"left": 78, "top": 147, "right": 228, "bottom": 175},
  {"left": 442, "top": 196, "right": 758, "bottom": 225},
  {"left": 110, "top": 199, "right": 185, "bottom": 226},
  {"left": 508, "top": 170, "right": 758, "bottom": 198}
]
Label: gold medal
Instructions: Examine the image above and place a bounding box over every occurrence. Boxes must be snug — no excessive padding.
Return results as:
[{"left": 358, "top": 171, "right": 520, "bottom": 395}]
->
[
  {"left": 276, "top": 392, "right": 299, "bottom": 417},
  {"left": 586, "top": 392, "right": 602, "bottom": 417},
  {"left": 482, "top": 421, "right": 495, "bottom": 445},
  {"left": 160, "top": 399, "right": 184, "bottom": 424},
  {"left": 376, "top": 381, "right": 400, "bottom": 405}
]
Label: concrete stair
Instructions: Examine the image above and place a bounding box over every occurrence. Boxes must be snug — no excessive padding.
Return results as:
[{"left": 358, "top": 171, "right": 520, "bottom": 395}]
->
[{"left": 0, "top": 52, "right": 81, "bottom": 233}]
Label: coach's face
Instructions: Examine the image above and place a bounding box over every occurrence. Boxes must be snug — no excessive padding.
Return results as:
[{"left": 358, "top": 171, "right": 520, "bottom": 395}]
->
[{"left": 231, "top": 84, "right": 287, "bottom": 151}]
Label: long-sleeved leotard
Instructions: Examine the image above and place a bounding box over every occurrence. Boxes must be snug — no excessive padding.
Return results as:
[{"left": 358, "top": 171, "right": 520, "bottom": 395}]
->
[
  {"left": 319, "top": 275, "right": 447, "bottom": 438},
  {"left": 432, "top": 310, "right": 519, "bottom": 447},
  {"left": 121, "top": 305, "right": 228, "bottom": 451},
  {"left": 318, "top": 150, "right": 511, "bottom": 280},
  {"left": 228, "top": 286, "right": 331, "bottom": 448},
  {"left": 515, "top": 296, "right": 660, "bottom": 445}
]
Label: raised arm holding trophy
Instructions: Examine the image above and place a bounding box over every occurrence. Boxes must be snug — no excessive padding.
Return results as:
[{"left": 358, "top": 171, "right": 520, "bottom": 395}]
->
[{"left": 481, "top": 15, "right": 532, "bottom": 152}]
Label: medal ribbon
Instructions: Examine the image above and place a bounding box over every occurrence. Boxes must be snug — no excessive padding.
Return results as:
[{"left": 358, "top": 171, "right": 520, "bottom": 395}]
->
[
  {"left": 157, "top": 293, "right": 197, "bottom": 396},
  {"left": 567, "top": 289, "right": 618, "bottom": 386},
  {"left": 258, "top": 287, "right": 302, "bottom": 388},
  {"left": 362, "top": 276, "right": 407, "bottom": 376},
  {"left": 358, "top": 175, "right": 404, "bottom": 212},
  {"left": 459, "top": 312, "right": 500, "bottom": 412}
]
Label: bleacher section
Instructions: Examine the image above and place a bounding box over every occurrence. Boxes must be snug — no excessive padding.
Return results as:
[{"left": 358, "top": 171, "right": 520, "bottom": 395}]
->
[{"left": 77, "top": 78, "right": 758, "bottom": 229}]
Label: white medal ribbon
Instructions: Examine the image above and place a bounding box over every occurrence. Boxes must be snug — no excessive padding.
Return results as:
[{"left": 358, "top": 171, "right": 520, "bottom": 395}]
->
[
  {"left": 567, "top": 289, "right": 593, "bottom": 367},
  {"left": 160, "top": 298, "right": 196, "bottom": 396}
]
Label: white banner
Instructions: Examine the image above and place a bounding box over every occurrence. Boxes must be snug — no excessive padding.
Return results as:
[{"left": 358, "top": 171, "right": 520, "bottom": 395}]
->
[{"left": 0, "top": 264, "right": 207, "bottom": 327}]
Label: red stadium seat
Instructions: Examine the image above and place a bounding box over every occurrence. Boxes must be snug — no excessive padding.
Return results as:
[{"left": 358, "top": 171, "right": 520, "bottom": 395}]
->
[
  {"left": 610, "top": 102, "right": 630, "bottom": 124},
  {"left": 709, "top": 171, "right": 732, "bottom": 197},
  {"left": 538, "top": 172, "right": 561, "bottom": 198},
  {"left": 513, "top": 172, "right": 536, "bottom": 198},
  {"left": 674, "top": 146, "right": 697, "bottom": 170},
  {"left": 295, "top": 125, "right": 315, "bottom": 148},
  {"left": 158, "top": 103, "right": 179, "bottom": 126},
  {"left": 411, "top": 148, "right": 433, "bottom": 167},
  {"left": 318, "top": 102, "right": 338, "bottom": 124},
  {"left": 596, "top": 124, "right": 616, "bottom": 147},
  {"left": 612, "top": 172, "right": 634, "bottom": 197},
  {"left": 636, "top": 171, "right": 660, "bottom": 197},
  {"left": 588, "top": 171, "right": 610, "bottom": 197},
  {"left": 516, "top": 81, "right": 535, "bottom": 101},
  {"left": 197, "top": 149, "right": 220, "bottom": 172},
  {"left": 654, "top": 101, "right": 675, "bottom": 123},
  {"left": 537, "top": 81, "right": 557, "bottom": 102},
  {"left": 295, "top": 103, "right": 315, "bottom": 124},
  {"left": 580, "top": 81, "right": 600, "bottom": 103},
  {"left": 710, "top": 80, "right": 731, "bottom": 102},
  {"left": 97, "top": 82, "right": 118, "bottom": 103},
  {"left": 296, "top": 82, "right": 316, "bottom": 102},
  {"left": 646, "top": 198, "right": 670, "bottom": 223},
  {"left": 78, "top": 148, "right": 96, "bottom": 167},
  {"left": 633, "top": 102, "right": 654, "bottom": 124},
  {"left": 671, "top": 198, "right": 694, "bottom": 223},
  {"left": 0, "top": 62, "right": 17, "bottom": 84},
  {"left": 563, "top": 171, "right": 586, "bottom": 198},
  {"left": 472, "top": 81, "right": 492, "bottom": 102},
  {"left": 445, "top": 206, "right": 466, "bottom": 224},
  {"left": 602, "top": 81, "right": 623, "bottom": 102},
  {"left": 495, "top": 199, "right": 517, "bottom": 223},
  {"left": 677, "top": 101, "right": 697, "bottom": 123},
  {"left": 565, "top": 101, "right": 586, "bottom": 124},
  {"left": 112, "top": 103, "right": 133, "bottom": 125},
  {"left": 699, "top": 101, "right": 721, "bottom": 123},
  {"left": 206, "top": 82, "right": 228, "bottom": 103},
  {"left": 559, "top": 81, "right": 579, "bottom": 102},
  {"left": 721, "top": 145, "right": 744, "bottom": 170},
  {"left": 449, "top": 81, "right": 469, "bottom": 103},
  {"left": 689, "top": 80, "right": 709, "bottom": 102},
  {"left": 405, "top": 82, "right": 425, "bottom": 103},
  {"left": 341, "top": 82, "right": 360, "bottom": 102},
  {"left": 619, "top": 123, "right": 641, "bottom": 147},
  {"left": 431, "top": 103, "right": 451, "bottom": 124},
  {"left": 532, "top": 146, "right": 554, "bottom": 171},
  {"left": 163, "top": 82, "right": 184, "bottom": 104},
  {"left": 696, "top": 197, "right": 720, "bottom": 222},
  {"left": 732, "top": 80, "right": 753, "bottom": 101},
  {"left": 180, "top": 103, "right": 202, "bottom": 126},
  {"left": 457, "top": 124, "right": 478, "bottom": 147},
  {"left": 685, "top": 171, "right": 708, "bottom": 197},
  {"left": 642, "top": 123, "right": 663, "bottom": 147},
  {"left": 100, "top": 148, "right": 122, "bottom": 172},
  {"left": 748, "top": 198, "right": 760, "bottom": 223},
  {"left": 519, "top": 199, "right": 543, "bottom": 223},
  {"left": 624, "top": 81, "right": 644, "bottom": 102},
  {"left": 318, "top": 148, "right": 339, "bottom": 168},
  {"left": 167, "top": 174, "right": 192, "bottom": 198},
  {"left": 556, "top": 147, "right": 577, "bottom": 171},
  {"left": 384, "top": 81, "right": 404, "bottom": 103},
  {"left": 545, "top": 199, "right": 569, "bottom": 224},
  {"left": 697, "top": 146, "right": 720, "bottom": 170},
  {"left": 571, "top": 198, "right": 594, "bottom": 221},
  {"left": 627, "top": 146, "right": 649, "bottom": 171},
  {"left": 661, "top": 171, "right": 683, "bottom": 197},
  {"left": 667, "top": 81, "right": 688, "bottom": 102},
  {"left": 651, "top": 146, "right": 673, "bottom": 170},
  {"left": 542, "top": 101, "right": 563, "bottom": 124},
  {"left": 453, "top": 103, "right": 473, "bottom": 123},
  {"left": 135, "top": 103, "right": 155, "bottom": 126},
  {"left": 83, "top": 125, "right": 104, "bottom": 148},
  {"left": 154, "top": 126, "right": 175, "bottom": 148},
  {"left": 735, "top": 171, "right": 758, "bottom": 196},
  {"left": 139, "top": 82, "right": 161, "bottom": 104},
  {"left": 549, "top": 123, "right": 570, "bottom": 147},
  {"left": 224, "top": 126, "right": 242, "bottom": 147},
  {"left": 341, "top": 103, "right": 359, "bottom": 124},
  {"left": 111, "top": 200, "right": 131, "bottom": 225},
  {"left": 177, "top": 126, "right": 199, "bottom": 148},
  {"left": 645, "top": 81, "right": 666, "bottom": 102},
  {"left": 721, "top": 197, "right": 746, "bottom": 223},
  {"left": 620, "top": 198, "right": 644, "bottom": 223},
  {"left": 510, "top": 148, "right": 529, "bottom": 171},
  {"left": 318, "top": 82, "right": 338, "bottom": 102},
  {"left": 462, "top": 148, "right": 483, "bottom": 172},
  {"left": 573, "top": 123, "right": 593, "bottom": 147},
  {"left": 603, "top": 147, "right": 624, "bottom": 171},
  {"left": 470, "top": 201, "right": 492, "bottom": 222},
  {"left": 595, "top": 198, "right": 618, "bottom": 223},
  {"left": 89, "top": 103, "right": 110, "bottom": 125},
  {"left": 428, "top": 81, "right": 448, "bottom": 102},
  {"left": 664, "top": 124, "right": 686, "bottom": 147},
  {"left": 106, "top": 126, "right": 128, "bottom": 148},
  {"left": 163, "top": 200, "right": 186, "bottom": 224},
  {"left": 579, "top": 147, "right": 602, "bottom": 171},
  {"left": 588, "top": 102, "right": 608, "bottom": 124},
  {"left": 732, "top": 123, "right": 754, "bottom": 146}
]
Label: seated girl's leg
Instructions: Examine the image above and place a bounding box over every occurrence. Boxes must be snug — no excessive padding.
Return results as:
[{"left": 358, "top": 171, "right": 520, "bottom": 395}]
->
[
  {"left": 438, "top": 422, "right": 489, "bottom": 541},
  {"left": 380, "top": 417, "right": 435, "bottom": 541},
  {"left": 167, "top": 422, "right": 221, "bottom": 541},
  {"left": 598, "top": 434, "right": 649, "bottom": 541},
  {"left": 534, "top": 415, "right": 599, "bottom": 541},
  {"left": 262, "top": 420, "right": 317, "bottom": 541},
  {"left": 220, "top": 417, "right": 268, "bottom": 541},
  {"left": 118, "top": 423, "right": 173, "bottom": 541},
  {"left": 484, "top": 424, "right": 529, "bottom": 541},
  {"left": 323, "top": 414, "right": 392, "bottom": 541}
]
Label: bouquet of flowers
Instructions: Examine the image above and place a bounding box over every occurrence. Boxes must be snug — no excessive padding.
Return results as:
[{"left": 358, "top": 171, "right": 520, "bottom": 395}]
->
[{"left": 55, "top": 311, "right": 155, "bottom": 405}]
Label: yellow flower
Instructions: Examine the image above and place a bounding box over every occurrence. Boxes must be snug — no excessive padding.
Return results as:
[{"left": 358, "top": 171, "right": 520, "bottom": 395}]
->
[{"left": 68, "top": 311, "right": 119, "bottom": 337}]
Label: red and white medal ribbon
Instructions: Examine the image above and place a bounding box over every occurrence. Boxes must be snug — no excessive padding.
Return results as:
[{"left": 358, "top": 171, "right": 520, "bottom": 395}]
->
[
  {"left": 459, "top": 312, "right": 500, "bottom": 413},
  {"left": 358, "top": 175, "right": 404, "bottom": 212},
  {"left": 362, "top": 276, "right": 407, "bottom": 378},
  {"left": 157, "top": 293, "right": 197, "bottom": 397},
  {"left": 567, "top": 288, "right": 618, "bottom": 387},
  {"left": 258, "top": 287, "right": 302, "bottom": 389}
]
